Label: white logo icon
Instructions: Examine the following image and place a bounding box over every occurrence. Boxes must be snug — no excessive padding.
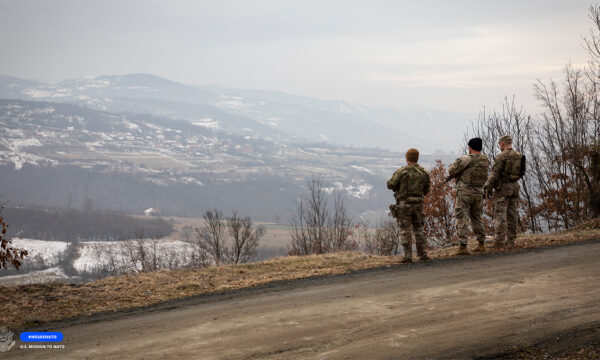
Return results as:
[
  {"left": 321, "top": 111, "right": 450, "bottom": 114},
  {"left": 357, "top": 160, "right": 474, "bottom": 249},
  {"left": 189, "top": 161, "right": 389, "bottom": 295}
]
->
[{"left": 0, "top": 327, "right": 15, "bottom": 352}]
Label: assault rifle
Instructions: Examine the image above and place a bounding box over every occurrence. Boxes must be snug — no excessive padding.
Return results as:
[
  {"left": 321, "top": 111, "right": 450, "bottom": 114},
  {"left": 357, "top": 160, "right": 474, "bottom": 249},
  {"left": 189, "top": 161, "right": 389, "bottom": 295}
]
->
[{"left": 434, "top": 175, "right": 454, "bottom": 190}]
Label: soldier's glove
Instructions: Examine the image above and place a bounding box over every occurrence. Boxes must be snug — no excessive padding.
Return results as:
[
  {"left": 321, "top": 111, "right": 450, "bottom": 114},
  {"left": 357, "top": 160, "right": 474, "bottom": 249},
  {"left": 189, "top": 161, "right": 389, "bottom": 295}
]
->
[
  {"left": 389, "top": 204, "right": 398, "bottom": 218},
  {"left": 484, "top": 185, "right": 493, "bottom": 199}
]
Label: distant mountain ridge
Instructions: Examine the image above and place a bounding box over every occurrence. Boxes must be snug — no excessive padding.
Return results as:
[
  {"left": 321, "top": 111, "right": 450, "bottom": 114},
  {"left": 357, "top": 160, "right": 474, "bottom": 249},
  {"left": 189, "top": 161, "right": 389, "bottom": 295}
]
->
[
  {"left": 0, "top": 73, "right": 471, "bottom": 152},
  {"left": 0, "top": 98, "right": 458, "bottom": 221}
]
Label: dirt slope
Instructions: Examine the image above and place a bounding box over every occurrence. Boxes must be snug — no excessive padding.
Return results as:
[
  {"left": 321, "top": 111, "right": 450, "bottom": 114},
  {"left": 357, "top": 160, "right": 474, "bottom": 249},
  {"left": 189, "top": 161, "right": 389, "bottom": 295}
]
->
[{"left": 5, "top": 240, "right": 600, "bottom": 360}]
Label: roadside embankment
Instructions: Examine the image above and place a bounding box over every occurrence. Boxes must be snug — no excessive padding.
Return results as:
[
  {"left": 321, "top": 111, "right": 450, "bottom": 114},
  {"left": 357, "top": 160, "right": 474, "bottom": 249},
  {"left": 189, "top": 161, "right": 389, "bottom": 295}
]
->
[{"left": 2, "top": 220, "right": 599, "bottom": 330}]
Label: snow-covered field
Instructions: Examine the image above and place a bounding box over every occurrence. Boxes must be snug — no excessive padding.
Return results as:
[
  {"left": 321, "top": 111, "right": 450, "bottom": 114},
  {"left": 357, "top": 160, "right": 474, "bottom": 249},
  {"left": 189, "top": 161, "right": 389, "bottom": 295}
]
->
[
  {"left": 73, "top": 239, "right": 197, "bottom": 273},
  {"left": 1, "top": 238, "right": 199, "bottom": 286},
  {"left": 10, "top": 238, "right": 68, "bottom": 267}
]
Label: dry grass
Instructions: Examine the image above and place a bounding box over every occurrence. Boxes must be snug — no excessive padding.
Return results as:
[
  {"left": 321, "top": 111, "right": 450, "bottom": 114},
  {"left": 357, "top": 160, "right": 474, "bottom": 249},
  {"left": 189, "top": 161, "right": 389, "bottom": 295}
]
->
[{"left": 1, "top": 222, "right": 599, "bottom": 329}]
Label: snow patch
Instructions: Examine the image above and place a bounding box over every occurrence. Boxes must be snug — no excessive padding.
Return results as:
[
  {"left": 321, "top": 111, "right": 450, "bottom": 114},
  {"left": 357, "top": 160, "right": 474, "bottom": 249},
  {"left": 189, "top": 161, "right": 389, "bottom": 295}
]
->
[
  {"left": 11, "top": 138, "right": 42, "bottom": 149},
  {"left": 144, "top": 122, "right": 165, "bottom": 131},
  {"left": 192, "top": 118, "right": 219, "bottom": 129},
  {"left": 2, "top": 152, "right": 48, "bottom": 170},
  {"left": 0, "top": 267, "right": 78, "bottom": 286},
  {"left": 297, "top": 148, "right": 319, "bottom": 156},
  {"left": 324, "top": 181, "right": 373, "bottom": 199},
  {"left": 76, "top": 78, "right": 110, "bottom": 90},
  {"left": 123, "top": 119, "right": 139, "bottom": 130},
  {"left": 49, "top": 88, "right": 72, "bottom": 98},
  {"left": 126, "top": 86, "right": 157, "bottom": 93},
  {"left": 215, "top": 96, "right": 245, "bottom": 108},
  {"left": 10, "top": 238, "right": 68, "bottom": 266},
  {"left": 5, "top": 128, "right": 24, "bottom": 137},
  {"left": 74, "top": 239, "right": 199, "bottom": 273},
  {"left": 351, "top": 165, "right": 374, "bottom": 175},
  {"left": 180, "top": 177, "right": 203, "bottom": 186},
  {"left": 22, "top": 88, "right": 52, "bottom": 98}
]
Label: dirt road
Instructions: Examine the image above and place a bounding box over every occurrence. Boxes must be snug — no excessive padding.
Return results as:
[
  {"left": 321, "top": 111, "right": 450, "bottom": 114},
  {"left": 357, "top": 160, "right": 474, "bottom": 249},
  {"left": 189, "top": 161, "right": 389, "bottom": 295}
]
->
[{"left": 6, "top": 240, "right": 600, "bottom": 360}]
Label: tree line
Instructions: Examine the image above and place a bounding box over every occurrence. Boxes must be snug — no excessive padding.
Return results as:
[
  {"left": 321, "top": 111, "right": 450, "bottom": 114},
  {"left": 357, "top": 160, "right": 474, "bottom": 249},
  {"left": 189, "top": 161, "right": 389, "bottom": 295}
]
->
[
  {"left": 287, "top": 175, "right": 405, "bottom": 256},
  {"left": 85, "top": 209, "right": 265, "bottom": 277},
  {"left": 3, "top": 206, "right": 174, "bottom": 242},
  {"left": 417, "top": 5, "right": 600, "bottom": 242},
  {"left": 463, "top": 6, "right": 600, "bottom": 232},
  {"left": 195, "top": 209, "right": 265, "bottom": 265}
]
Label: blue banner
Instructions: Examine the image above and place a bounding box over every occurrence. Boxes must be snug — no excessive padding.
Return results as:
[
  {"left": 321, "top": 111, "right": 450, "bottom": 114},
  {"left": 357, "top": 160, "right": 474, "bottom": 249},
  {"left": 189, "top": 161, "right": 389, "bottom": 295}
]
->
[{"left": 20, "top": 332, "right": 63, "bottom": 342}]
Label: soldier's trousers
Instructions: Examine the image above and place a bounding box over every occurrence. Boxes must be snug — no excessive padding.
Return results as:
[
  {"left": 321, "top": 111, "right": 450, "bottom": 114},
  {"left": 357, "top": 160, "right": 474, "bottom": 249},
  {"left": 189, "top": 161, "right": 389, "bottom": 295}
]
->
[
  {"left": 492, "top": 182, "right": 520, "bottom": 246},
  {"left": 455, "top": 190, "right": 485, "bottom": 245},
  {"left": 395, "top": 201, "right": 427, "bottom": 255}
]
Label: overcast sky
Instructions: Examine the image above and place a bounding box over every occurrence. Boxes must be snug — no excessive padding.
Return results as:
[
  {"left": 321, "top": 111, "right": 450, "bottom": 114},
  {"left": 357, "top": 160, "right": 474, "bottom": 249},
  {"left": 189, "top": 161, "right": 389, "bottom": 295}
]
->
[{"left": 0, "top": 0, "right": 593, "bottom": 113}]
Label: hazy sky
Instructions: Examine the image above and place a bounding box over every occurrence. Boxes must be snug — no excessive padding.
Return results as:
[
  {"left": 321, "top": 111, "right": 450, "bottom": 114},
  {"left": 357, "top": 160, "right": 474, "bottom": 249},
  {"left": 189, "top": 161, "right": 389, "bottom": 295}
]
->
[{"left": 0, "top": 0, "right": 593, "bottom": 113}]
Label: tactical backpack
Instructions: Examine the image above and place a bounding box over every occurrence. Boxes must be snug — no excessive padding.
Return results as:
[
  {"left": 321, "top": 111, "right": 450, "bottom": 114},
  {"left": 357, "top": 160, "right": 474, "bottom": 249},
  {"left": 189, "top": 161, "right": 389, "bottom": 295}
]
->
[
  {"left": 460, "top": 154, "right": 489, "bottom": 187},
  {"left": 397, "top": 166, "right": 428, "bottom": 199},
  {"left": 502, "top": 150, "right": 526, "bottom": 182}
]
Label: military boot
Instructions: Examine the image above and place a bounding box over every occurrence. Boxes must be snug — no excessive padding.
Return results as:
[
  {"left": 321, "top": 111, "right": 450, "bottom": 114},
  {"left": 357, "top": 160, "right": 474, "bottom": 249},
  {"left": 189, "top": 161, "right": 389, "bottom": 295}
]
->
[
  {"left": 401, "top": 244, "right": 413, "bottom": 263},
  {"left": 493, "top": 241, "right": 505, "bottom": 251},
  {"left": 472, "top": 242, "right": 486, "bottom": 253},
  {"left": 416, "top": 244, "right": 429, "bottom": 261},
  {"left": 455, "top": 244, "right": 470, "bottom": 256}
]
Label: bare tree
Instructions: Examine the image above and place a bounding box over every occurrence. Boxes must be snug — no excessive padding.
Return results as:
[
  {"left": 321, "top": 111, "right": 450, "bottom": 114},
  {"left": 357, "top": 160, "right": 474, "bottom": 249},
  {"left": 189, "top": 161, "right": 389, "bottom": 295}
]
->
[
  {"left": 180, "top": 225, "right": 194, "bottom": 242},
  {"left": 228, "top": 210, "right": 264, "bottom": 264},
  {"left": 423, "top": 160, "right": 458, "bottom": 245},
  {"left": 120, "top": 232, "right": 148, "bottom": 273},
  {"left": 582, "top": 4, "right": 600, "bottom": 217},
  {"left": 464, "top": 4, "right": 600, "bottom": 231},
  {"left": 92, "top": 242, "right": 121, "bottom": 276},
  {"left": 289, "top": 176, "right": 355, "bottom": 255},
  {"left": 464, "top": 97, "right": 539, "bottom": 232},
  {"left": 328, "top": 191, "right": 356, "bottom": 251},
  {"left": 289, "top": 176, "right": 331, "bottom": 255},
  {"left": 196, "top": 209, "right": 228, "bottom": 265},
  {"left": 186, "top": 244, "right": 210, "bottom": 269},
  {"left": 374, "top": 221, "right": 401, "bottom": 256},
  {"left": 519, "top": 5, "right": 600, "bottom": 227},
  {"left": 289, "top": 196, "right": 310, "bottom": 255},
  {"left": 59, "top": 240, "right": 80, "bottom": 276},
  {"left": 356, "top": 221, "right": 375, "bottom": 254},
  {"left": 360, "top": 220, "right": 401, "bottom": 256},
  {"left": 533, "top": 64, "right": 600, "bottom": 228}
]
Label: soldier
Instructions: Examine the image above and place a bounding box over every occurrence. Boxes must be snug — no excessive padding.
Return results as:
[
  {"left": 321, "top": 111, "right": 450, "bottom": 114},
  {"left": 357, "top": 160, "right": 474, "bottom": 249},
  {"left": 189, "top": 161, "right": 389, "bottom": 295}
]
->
[
  {"left": 448, "top": 137, "right": 490, "bottom": 255},
  {"left": 484, "top": 135, "right": 525, "bottom": 249},
  {"left": 387, "top": 148, "right": 431, "bottom": 263}
]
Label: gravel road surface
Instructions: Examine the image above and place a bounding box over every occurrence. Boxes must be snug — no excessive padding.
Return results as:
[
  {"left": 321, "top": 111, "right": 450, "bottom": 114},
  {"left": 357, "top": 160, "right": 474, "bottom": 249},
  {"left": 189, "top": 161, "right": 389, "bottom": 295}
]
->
[{"left": 6, "top": 240, "right": 600, "bottom": 359}]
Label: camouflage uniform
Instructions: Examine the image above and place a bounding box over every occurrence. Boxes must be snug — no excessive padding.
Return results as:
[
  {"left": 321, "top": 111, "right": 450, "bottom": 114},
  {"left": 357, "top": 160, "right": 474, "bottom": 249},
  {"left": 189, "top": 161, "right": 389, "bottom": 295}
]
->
[
  {"left": 387, "top": 163, "right": 431, "bottom": 260},
  {"left": 485, "top": 148, "right": 523, "bottom": 247},
  {"left": 448, "top": 153, "right": 490, "bottom": 246}
]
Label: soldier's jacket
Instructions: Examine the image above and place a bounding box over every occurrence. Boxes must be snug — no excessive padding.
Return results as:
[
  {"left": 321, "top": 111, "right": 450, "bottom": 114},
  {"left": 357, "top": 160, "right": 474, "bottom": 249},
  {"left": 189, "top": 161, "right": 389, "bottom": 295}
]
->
[
  {"left": 448, "top": 153, "right": 490, "bottom": 194},
  {"left": 387, "top": 164, "right": 430, "bottom": 202},
  {"left": 485, "top": 149, "right": 524, "bottom": 190}
]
